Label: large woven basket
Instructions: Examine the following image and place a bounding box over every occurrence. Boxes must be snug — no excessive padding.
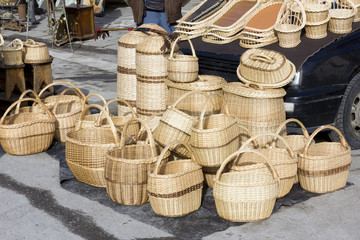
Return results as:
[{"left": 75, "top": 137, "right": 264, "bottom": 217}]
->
[
  {"left": 148, "top": 140, "right": 204, "bottom": 217},
  {"left": 213, "top": 149, "right": 279, "bottom": 222},
  {"left": 237, "top": 48, "right": 296, "bottom": 88},
  {"left": 65, "top": 104, "right": 121, "bottom": 187},
  {"left": 234, "top": 133, "right": 298, "bottom": 198},
  {"left": 305, "top": 15, "right": 330, "bottom": 39},
  {"left": 153, "top": 90, "right": 205, "bottom": 157},
  {"left": 328, "top": 0, "right": 356, "bottom": 34},
  {"left": 1, "top": 39, "right": 23, "bottom": 65},
  {"left": 165, "top": 75, "right": 226, "bottom": 116},
  {"left": 191, "top": 93, "right": 241, "bottom": 167},
  {"left": 298, "top": 125, "right": 352, "bottom": 193},
  {"left": 23, "top": 39, "right": 52, "bottom": 64},
  {"left": 105, "top": 118, "right": 162, "bottom": 205},
  {"left": 167, "top": 36, "right": 198, "bottom": 83},
  {"left": 0, "top": 97, "right": 56, "bottom": 155},
  {"left": 302, "top": 0, "right": 331, "bottom": 23}
]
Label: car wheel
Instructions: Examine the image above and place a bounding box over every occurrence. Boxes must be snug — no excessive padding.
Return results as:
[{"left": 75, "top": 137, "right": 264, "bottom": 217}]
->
[{"left": 331, "top": 73, "right": 360, "bottom": 149}]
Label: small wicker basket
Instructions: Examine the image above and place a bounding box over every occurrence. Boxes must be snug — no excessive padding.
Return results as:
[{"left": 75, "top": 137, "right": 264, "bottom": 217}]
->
[
  {"left": 305, "top": 15, "right": 330, "bottom": 39},
  {"left": 23, "top": 39, "right": 52, "bottom": 64},
  {"left": 1, "top": 39, "right": 24, "bottom": 66},
  {"left": 303, "top": 0, "right": 331, "bottom": 23},
  {"left": 328, "top": 0, "right": 356, "bottom": 34}
]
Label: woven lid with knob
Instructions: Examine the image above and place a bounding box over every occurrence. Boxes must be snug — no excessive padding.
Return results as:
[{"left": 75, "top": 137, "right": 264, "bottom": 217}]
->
[{"left": 223, "top": 82, "right": 286, "bottom": 98}]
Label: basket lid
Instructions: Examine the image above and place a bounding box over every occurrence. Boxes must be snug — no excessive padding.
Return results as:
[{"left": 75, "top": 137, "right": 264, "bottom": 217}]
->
[
  {"left": 240, "top": 48, "right": 287, "bottom": 72},
  {"left": 165, "top": 75, "right": 226, "bottom": 91},
  {"left": 118, "top": 31, "right": 148, "bottom": 45},
  {"left": 136, "top": 35, "right": 175, "bottom": 54},
  {"left": 24, "top": 39, "right": 47, "bottom": 48},
  {"left": 222, "top": 82, "right": 286, "bottom": 98}
]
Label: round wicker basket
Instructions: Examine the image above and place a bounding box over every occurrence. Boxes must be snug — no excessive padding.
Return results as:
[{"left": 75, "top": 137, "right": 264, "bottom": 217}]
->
[
  {"left": 23, "top": 39, "right": 52, "bottom": 64},
  {"left": 1, "top": 39, "right": 23, "bottom": 66}
]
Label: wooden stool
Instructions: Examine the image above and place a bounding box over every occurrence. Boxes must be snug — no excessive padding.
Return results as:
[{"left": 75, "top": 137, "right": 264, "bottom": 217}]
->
[
  {"left": 0, "top": 62, "right": 26, "bottom": 99},
  {"left": 25, "top": 58, "right": 54, "bottom": 94}
]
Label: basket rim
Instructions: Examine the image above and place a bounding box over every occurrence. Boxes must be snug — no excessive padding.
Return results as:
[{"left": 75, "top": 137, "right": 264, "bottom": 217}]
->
[
  {"left": 191, "top": 114, "right": 238, "bottom": 133},
  {"left": 149, "top": 159, "right": 203, "bottom": 178},
  {"left": 223, "top": 82, "right": 287, "bottom": 98},
  {"left": 106, "top": 145, "right": 159, "bottom": 164},
  {"left": 305, "top": 15, "right": 331, "bottom": 26}
]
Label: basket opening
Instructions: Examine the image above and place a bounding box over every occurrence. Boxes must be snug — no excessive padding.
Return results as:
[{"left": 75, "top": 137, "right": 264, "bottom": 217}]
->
[
  {"left": 307, "top": 142, "right": 349, "bottom": 156},
  {"left": 4, "top": 112, "right": 51, "bottom": 125},
  {"left": 54, "top": 101, "right": 82, "bottom": 115},
  {"left": 109, "top": 145, "right": 156, "bottom": 160},
  {"left": 198, "top": 114, "right": 235, "bottom": 130},
  {"left": 158, "top": 160, "right": 198, "bottom": 175},
  {"left": 67, "top": 128, "right": 118, "bottom": 144},
  {"left": 220, "top": 171, "right": 275, "bottom": 185}
]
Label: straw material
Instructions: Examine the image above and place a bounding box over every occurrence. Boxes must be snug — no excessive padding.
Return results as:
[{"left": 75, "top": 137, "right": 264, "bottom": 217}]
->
[
  {"left": 0, "top": 97, "right": 56, "bottom": 155},
  {"left": 11, "top": 90, "right": 45, "bottom": 115},
  {"left": 153, "top": 91, "right": 203, "bottom": 157},
  {"left": 1, "top": 38, "right": 23, "bottom": 65},
  {"left": 23, "top": 39, "right": 52, "bottom": 64},
  {"left": 328, "top": 0, "right": 356, "bottom": 34},
  {"left": 0, "top": 34, "right": 3, "bottom": 62},
  {"left": 148, "top": 141, "right": 204, "bottom": 217},
  {"left": 65, "top": 105, "right": 121, "bottom": 187},
  {"left": 305, "top": 15, "right": 330, "bottom": 39},
  {"left": 298, "top": 125, "right": 351, "bottom": 193},
  {"left": 303, "top": 0, "right": 330, "bottom": 23},
  {"left": 117, "top": 68, "right": 137, "bottom": 115},
  {"left": 137, "top": 113, "right": 162, "bottom": 131},
  {"left": 354, "top": 4, "right": 360, "bottom": 22},
  {"left": 213, "top": 149, "right": 279, "bottom": 222},
  {"left": 165, "top": 75, "right": 226, "bottom": 116},
  {"left": 167, "top": 37, "right": 198, "bottom": 83},
  {"left": 191, "top": 94, "right": 241, "bottom": 167},
  {"left": 237, "top": 48, "right": 296, "bottom": 88},
  {"left": 223, "top": 82, "right": 286, "bottom": 122},
  {"left": 105, "top": 118, "right": 164, "bottom": 205},
  {"left": 274, "top": 0, "right": 306, "bottom": 48}
]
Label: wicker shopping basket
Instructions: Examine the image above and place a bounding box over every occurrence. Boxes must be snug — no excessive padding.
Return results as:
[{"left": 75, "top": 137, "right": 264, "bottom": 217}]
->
[
  {"left": 0, "top": 97, "right": 56, "bottom": 155},
  {"left": 191, "top": 93, "right": 241, "bottom": 167},
  {"left": 213, "top": 149, "right": 279, "bottom": 222},
  {"left": 298, "top": 125, "right": 352, "bottom": 193},
  {"left": 1, "top": 38, "right": 23, "bottom": 65},
  {"left": 148, "top": 140, "right": 204, "bottom": 217},
  {"left": 66, "top": 104, "right": 121, "bottom": 187},
  {"left": 23, "top": 39, "right": 52, "bottom": 64},
  {"left": 105, "top": 118, "right": 164, "bottom": 205}
]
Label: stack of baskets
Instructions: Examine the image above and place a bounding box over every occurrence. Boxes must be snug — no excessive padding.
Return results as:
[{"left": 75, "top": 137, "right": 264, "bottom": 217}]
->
[
  {"left": 328, "top": 0, "right": 356, "bottom": 34},
  {"left": 303, "top": 0, "right": 331, "bottom": 39}
]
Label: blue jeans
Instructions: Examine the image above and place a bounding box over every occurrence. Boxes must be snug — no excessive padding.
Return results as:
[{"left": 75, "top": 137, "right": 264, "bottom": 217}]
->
[{"left": 142, "top": 10, "right": 175, "bottom": 33}]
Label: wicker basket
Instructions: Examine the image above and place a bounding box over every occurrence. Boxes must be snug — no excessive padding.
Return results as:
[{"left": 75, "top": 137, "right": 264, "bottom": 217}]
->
[
  {"left": 153, "top": 90, "right": 205, "bottom": 157},
  {"left": 23, "top": 39, "right": 52, "bottom": 64},
  {"left": 237, "top": 48, "right": 296, "bottom": 88},
  {"left": 105, "top": 118, "right": 162, "bottom": 205},
  {"left": 298, "top": 125, "right": 352, "bottom": 193},
  {"left": 1, "top": 39, "right": 23, "bottom": 66},
  {"left": 0, "top": 97, "right": 56, "bottom": 155},
  {"left": 165, "top": 75, "right": 226, "bottom": 116},
  {"left": 12, "top": 89, "right": 45, "bottom": 114},
  {"left": 148, "top": 140, "right": 204, "bottom": 217},
  {"left": 168, "top": 36, "right": 199, "bottom": 83},
  {"left": 305, "top": 15, "right": 330, "bottom": 39},
  {"left": 274, "top": 0, "right": 306, "bottom": 48},
  {"left": 354, "top": 4, "right": 360, "bottom": 22},
  {"left": 74, "top": 93, "right": 107, "bottom": 129},
  {"left": 303, "top": 0, "right": 331, "bottom": 23},
  {"left": 213, "top": 149, "right": 279, "bottom": 222},
  {"left": 328, "top": 0, "right": 356, "bottom": 34},
  {"left": 191, "top": 93, "right": 241, "bottom": 167},
  {"left": 65, "top": 104, "right": 121, "bottom": 187}
]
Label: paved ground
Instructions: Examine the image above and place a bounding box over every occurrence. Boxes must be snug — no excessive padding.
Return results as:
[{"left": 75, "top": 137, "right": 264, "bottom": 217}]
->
[{"left": 0, "top": 2, "right": 360, "bottom": 240}]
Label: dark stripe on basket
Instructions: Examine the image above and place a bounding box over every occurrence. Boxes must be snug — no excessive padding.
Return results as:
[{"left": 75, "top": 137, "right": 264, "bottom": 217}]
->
[
  {"left": 117, "top": 99, "right": 136, "bottom": 107},
  {"left": 117, "top": 66, "right": 136, "bottom": 75},
  {"left": 298, "top": 164, "right": 351, "bottom": 177},
  {"left": 105, "top": 177, "right": 147, "bottom": 185},
  {"left": 118, "top": 42, "right": 137, "bottom": 48},
  {"left": 137, "top": 75, "right": 167, "bottom": 81},
  {"left": 136, "top": 50, "right": 166, "bottom": 55},
  {"left": 147, "top": 182, "right": 203, "bottom": 198},
  {"left": 191, "top": 133, "right": 239, "bottom": 149},
  {"left": 136, "top": 107, "right": 165, "bottom": 115},
  {"left": 159, "top": 119, "right": 190, "bottom": 136}
]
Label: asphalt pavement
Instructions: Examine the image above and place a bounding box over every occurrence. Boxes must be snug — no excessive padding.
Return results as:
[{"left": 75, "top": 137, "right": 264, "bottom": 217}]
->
[{"left": 0, "top": 2, "right": 360, "bottom": 240}]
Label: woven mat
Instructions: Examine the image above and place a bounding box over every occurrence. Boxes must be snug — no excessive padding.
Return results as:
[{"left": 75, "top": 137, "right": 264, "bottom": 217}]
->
[{"left": 41, "top": 142, "right": 352, "bottom": 239}]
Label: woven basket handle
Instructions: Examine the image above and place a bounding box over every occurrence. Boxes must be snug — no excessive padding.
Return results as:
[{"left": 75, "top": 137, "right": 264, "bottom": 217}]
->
[
  {"left": 25, "top": 39, "right": 36, "bottom": 45},
  {"left": 240, "top": 132, "right": 296, "bottom": 158},
  {"left": 250, "top": 54, "right": 275, "bottom": 64},
  {"left": 0, "top": 34, "right": 4, "bottom": 46},
  {"left": 169, "top": 36, "right": 196, "bottom": 59},
  {"left": 105, "top": 98, "right": 137, "bottom": 119},
  {"left": 199, "top": 93, "right": 230, "bottom": 130},
  {"left": 52, "top": 88, "right": 84, "bottom": 114},
  {"left": 120, "top": 118, "right": 157, "bottom": 157},
  {"left": 171, "top": 90, "right": 207, "bottom": 109},
  {"left": 237, "top": 124, "right": 259, "bottom": 148},
  {"left": 76, "top": 104, "right": 120, "bottom": 144},
  {"left": 0, "top": 97, "right": 54, "bottom": 124},
  {"left": 215, "top": 149, "right": 279, "bottom": 182},
  {"left": 275, "top": 118, "right": 310, "bottom": 138},
  {"left": 38, "top": 81, "right": 86, "bottom": 100},
  {"left": 302, "top": 125, "right": 350, "bottom": 157},
  {"left": 244, "top": 82, "right": 264, "bottom": 90},
  {"left": 153, "top": 140, "right": 196, "bottom": 175},
  {"left": 7, "top": 39, "right": 23, "bottom": 50},
  {"left": 14, "top": 90, "right": 42, "bottom": 114}
]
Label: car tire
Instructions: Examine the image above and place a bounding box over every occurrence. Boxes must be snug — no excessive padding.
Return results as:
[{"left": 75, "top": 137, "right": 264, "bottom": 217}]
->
[{"left": 330, "top": 72, "right": 360, "bottom": 149}]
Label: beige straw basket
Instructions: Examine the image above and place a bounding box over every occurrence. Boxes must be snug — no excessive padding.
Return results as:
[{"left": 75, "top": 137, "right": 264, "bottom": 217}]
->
[
  {"left": 328, "top": 0, "right": 356, "bottom": 34},
  {"left": 213, "top": 149, "right": 279, "bottom": 222},
  {"left": 153, "top": 91, "right": 204, "bottom": 157},
  {"left": 354, "top": 4, "right": 360, "bottom": 22},
  {"left": 223, "top": 82, "right": 286, "bottom": 122},
  {"left": 303, "top": 0, "right": 330, "bottom": 23},
  {"left": 0, "top": 97, "right": 56, "bottom": 155},
  {"left": 237, "top": 48, "right": 296, "bottom": 88},
  {"left": 305, "top": 15, "right": 330, "bottom": 39},
  {"left": 23, "top": 39, "right": 52, "bottom": 64},
  {"left": 234, "top": 133, "right": 298, "bottom": 198},
  {"left": 274, "top": 0, "right": 306, "bottom": 48},
  {"left": 148, "top": 141, "right": 204, "bottom": 217},
  {"left": 165, "top": 75, "right": 226, "bottom": 116},
  {"left": 0, "top": 34, "right": 3, "bottom": 62},
  {"left": 65, "top": 105, "right": 121, "bottom": 187},
  {"left": 167, "top": 36, "right": 199, "bottom": 83},
  {"left": 191, "top": 93, "right": 241, "bottom": 167},
  {"left": 298, "top": 125, "right": 352, "bottom": 193},
  {"left": 1, "top": 39, "right": 23, "bottom": 65},
  {"left": 11, "top": 90, "right": 45, "bottom": 115},
  {"left": 105, "top": 118, "right": 162, "bottom": 205}
]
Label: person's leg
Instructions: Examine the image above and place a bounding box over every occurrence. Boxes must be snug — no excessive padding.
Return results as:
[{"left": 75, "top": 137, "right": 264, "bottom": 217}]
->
[{"left": 143, "top": 10, "right": 173, "bottom": 33}]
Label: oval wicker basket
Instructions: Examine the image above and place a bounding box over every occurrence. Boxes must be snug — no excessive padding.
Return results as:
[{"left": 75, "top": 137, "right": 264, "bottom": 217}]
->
[
  {"left": 23, "top": 39, "right": 52, "bottom": 64},
  {"left": 298, "top": 125, "right": 352, "bottom": 193},
  {"left": 1, "top": 38, "right": 23, "bottom": 65},
  {"left": 0, "top": 97, "right": 56, "bottom": 155},
  {"left": 213, "top": 149, "right": 279, "bottom": 222},
  {"left": 148, "top": 140, "right": 204, "bottom": 217},
  {"left": 237, "top": 48, "right": 296, "bottom": 88},
  {"left": 168, "top": 36, "right": 199, "bottom": 83}
]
